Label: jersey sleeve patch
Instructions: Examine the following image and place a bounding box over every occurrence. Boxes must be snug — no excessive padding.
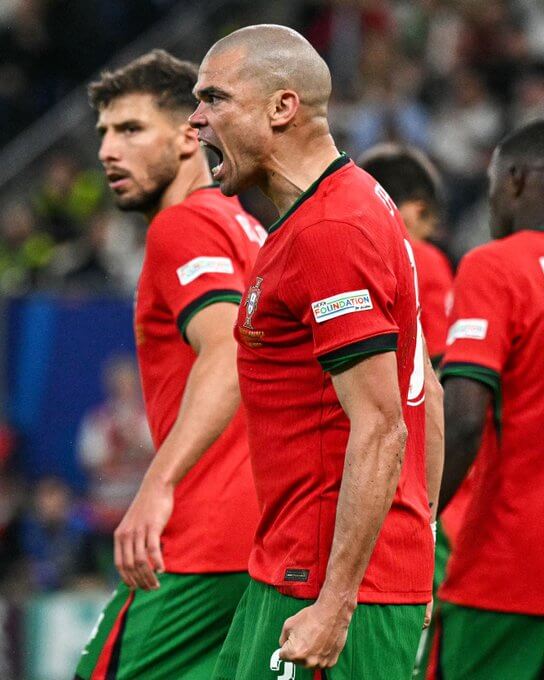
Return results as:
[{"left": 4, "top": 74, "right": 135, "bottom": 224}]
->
[
  {"left": 176, "top": 256, "right": 234, "bottom": 286},
  {"left": 312, "top": 289, "right": 373, "bottom": 324},
  {"left": 177, "top": 289, "right": 242, "bottom": 343},
  {"left": 318, "top": 332, "right": 398, "bottom": 373},
  {"left": 446, "top": 318, "right": 488, "bottom": 346}
]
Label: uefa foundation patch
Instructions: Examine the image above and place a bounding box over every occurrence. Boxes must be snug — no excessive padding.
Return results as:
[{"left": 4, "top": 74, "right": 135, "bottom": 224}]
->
[
  {"left": 176, "top": 256, "right": 234, "bottom": 285},
  {"left": 312, "top": 289, "right": 373, "bottom": 323},
  {"left": 446, "top": 318, "right": 488, "bottom": 345}
]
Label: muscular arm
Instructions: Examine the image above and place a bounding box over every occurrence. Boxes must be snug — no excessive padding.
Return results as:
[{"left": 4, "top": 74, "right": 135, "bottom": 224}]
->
[
  {"left": 322, "top": 352, "right": 407, "bottom": 605},
  {"left": 280, "top": 352, "right": 407, "bottom": 669},
  {"left": 115, "top": 302, "right": 240, "bottom": 590},
  {"left": 438, "top": 377, "right": 491, "bottom": 513}
]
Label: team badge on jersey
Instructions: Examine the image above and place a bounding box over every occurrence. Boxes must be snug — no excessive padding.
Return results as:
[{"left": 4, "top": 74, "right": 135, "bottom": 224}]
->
[{"left": 243, "top": 276, "right": 264, "bottom": 329}]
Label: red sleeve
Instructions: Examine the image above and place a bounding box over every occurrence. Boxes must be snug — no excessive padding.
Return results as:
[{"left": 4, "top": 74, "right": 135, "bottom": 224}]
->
[
  {"left": 279, "top": 221, "right": 399, "bottom": 372},
  {"left": 414, "top": 243, "right": 453, "bottom": 363},
  {"left": 147, "top": 206, "right": 246, "bottom": 341},
  {"left": 442, "top": 246, "right": 513, "bottom": 387}
]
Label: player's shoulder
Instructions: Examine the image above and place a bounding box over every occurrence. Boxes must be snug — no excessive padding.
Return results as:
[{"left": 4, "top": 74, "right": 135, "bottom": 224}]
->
[
  {"left": 184, "top": 185, "right": 243, "bottom": 218},
  {"left": 412, "top": 239, "right": 453, "bottom": 275},
  {"left": 148, "top": 189, "right": 243, "bottom": 243},
  {"left": 460, "top": 235, "right": 519, "bottom": 271},
  {"left": 296, "top": 161, "right": 400, "bottom": 239}
]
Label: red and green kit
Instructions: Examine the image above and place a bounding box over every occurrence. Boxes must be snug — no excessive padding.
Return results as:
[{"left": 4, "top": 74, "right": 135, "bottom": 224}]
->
[
  {"left": 135, "top": 186, "right": 263, "bottom": 574},
  {"left": 235, "top": 156, "right": 434, "bottom": 605},
  {"left": 440, "top": 230, "right": 544, "bottom": 616}
]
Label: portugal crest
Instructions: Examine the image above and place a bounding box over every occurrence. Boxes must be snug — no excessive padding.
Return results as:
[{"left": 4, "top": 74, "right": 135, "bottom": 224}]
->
[{"left": 243, "top": 276, "right": 263, "bottom": 329}]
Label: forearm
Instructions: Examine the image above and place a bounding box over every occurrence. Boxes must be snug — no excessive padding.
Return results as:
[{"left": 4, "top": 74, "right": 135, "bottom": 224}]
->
[
  {"left": 144, "top": 346, "right": 239, "bottom": 487},
  {"left": 438, "top": 426, "right": 479, "bottom": 513},
  {"left": 320, "top": 415, "right": 407, "bottom": 606}
]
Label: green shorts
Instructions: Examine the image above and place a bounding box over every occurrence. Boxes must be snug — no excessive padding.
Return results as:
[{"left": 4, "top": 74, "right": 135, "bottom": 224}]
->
[
  {"left": 426, "top": 601, "right": 544, "bottom": 680},
  {"left": 213, "top": 578, "right": 425, "bottom": 680},
  {"left": 74, "top": 572, "right": 250, "bottom": 680}
]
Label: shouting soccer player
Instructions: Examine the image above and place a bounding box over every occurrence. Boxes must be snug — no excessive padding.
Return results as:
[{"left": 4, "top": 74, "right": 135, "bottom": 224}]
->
[
  {"left": 190, "top": 26, "right": 441, "bottom": 679},
  {"left": 74, "top": 51, "right": 262, "bottom": 680},
  {"left": 429, "top": 121, "right": 544, "bottom": 679}
]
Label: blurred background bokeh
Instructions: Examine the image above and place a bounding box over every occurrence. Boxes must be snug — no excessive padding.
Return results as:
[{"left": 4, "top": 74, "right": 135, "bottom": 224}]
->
[{"left": 1, "top": 1, "right": 543, "bottom": 677}]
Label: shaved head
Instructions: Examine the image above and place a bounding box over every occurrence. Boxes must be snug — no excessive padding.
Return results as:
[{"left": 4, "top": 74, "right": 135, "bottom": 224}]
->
[
  {"left": 190, "top": 24, "right": 337, "bottom": 200},
  {"left": 206, "top": 24, "right": 332, "bottom": 111}
]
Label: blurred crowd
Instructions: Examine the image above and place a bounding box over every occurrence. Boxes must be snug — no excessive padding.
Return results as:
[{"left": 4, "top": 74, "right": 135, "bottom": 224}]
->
[
  {"left": 2, "top": 0, "right": 544, "bottom": 297},
  {"left": 0, "top": 356, "right": 153, "bottom": 598},
  {"left": 2, "top": 0, "right": 544, "bottom": 298},
  {"left": 1, "top": 0, "right": 544, "bottom": 598},
  {"left": 0, "top": 0, "right": 178, "bottom": 148}
]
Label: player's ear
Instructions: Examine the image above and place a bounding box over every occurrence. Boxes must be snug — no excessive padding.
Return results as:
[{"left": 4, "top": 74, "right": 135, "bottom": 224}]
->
[
  {"left": 508, "top": 163, "right": 526, "bottom": 199},
  {"left": 269, "top": 90, "right": 299, "bottom": 128},
  {"left": 176, "top": 121, "right": 200, "bottom": 158}
]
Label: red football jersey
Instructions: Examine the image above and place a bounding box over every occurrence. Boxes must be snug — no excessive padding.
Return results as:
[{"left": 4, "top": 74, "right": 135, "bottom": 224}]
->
[
  {"left": 235, "top": 157, "right": 434, "bottom": 604},
  {"left": 440, "top": 230, "right": 544, "bottom": 615},
  {"left": 135, "top": 186, "right": 264, "bottom": 573},
  {"left": 411, "top": 239, "right": 453, "bottom": 362}
]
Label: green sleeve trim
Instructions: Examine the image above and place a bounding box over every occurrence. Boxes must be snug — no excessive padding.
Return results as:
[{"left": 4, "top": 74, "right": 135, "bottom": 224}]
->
[
  {"left": 176, "top": 289, "right": 242, "bottom": 343},
  {"left": 430, "top": 355, "right": 443, "bottom": 371},
  {"left": 319, "top": 333, "right": 398, "bottom": 374},
  {"left": 441, "top": 362, "right": 502, "bottom": 433}
]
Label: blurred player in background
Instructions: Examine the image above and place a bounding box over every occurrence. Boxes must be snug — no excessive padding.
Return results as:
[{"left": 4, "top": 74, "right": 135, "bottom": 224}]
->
[
  {"left": 357, "top": 145, "right": 453, "bottom": 368},
  {"left": 357, "top": 145, "right": 455, "bottom": 671},
  {"left": 429, "top": 121, "right": 544, "bottom": 679},
  {"left": 191, "top": 25, "right": 442, "bottom": 679},
  {"left": 74, "top": 50, "right": 262, "bottom": 680}
]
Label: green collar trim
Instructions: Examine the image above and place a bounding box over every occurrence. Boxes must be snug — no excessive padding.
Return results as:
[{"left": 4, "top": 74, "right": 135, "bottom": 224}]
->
[{"left": 267, "top": 153, "right": 350, "bottom": 234}]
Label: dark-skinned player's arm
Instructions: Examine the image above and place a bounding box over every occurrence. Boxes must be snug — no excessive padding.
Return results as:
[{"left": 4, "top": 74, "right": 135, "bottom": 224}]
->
[
  {"left": 279, "top": 351, "right": 406, "bottom": 670},
  {"left": 436, "top": 246, "right": 508, "bottom": 514},
  {"left": 114, "top": 302, "right": 240, "bottom": 591},
  {"left": 422, "top": 339, "right": 444, "bottom": 627},
  {"left": 438, "top": 377, "right": 491, "bottom": 513}
]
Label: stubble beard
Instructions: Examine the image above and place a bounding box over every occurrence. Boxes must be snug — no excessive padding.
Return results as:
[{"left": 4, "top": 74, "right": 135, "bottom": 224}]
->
[{"left": 113, "top": 154, "right": 179, "bottom": 215}]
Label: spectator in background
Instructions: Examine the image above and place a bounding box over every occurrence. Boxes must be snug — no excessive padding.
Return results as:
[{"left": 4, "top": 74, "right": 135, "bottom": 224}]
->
[
  {"left": 0, "top": 201, "right": 53, "bottom": 294},
  {"left": 77, "top": 356, "right": 153, "bottom": 537},
  {"left": 49, "top": 208, "right": 146, "bottom": 294},
  {"left": 20, "top": 476, "right": 98, "bottom": 591},
  {"left": 510, "top": 61, "right": 544, "bottom": 128},
  {"left": 430, "top": 68, "right": 502, "bottom": 223},
  {"left": 32, "top": 152, "right": 106, "bottom": 243}
]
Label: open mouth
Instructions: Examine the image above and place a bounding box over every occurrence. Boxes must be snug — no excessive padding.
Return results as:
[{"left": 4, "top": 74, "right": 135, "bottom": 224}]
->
[{"left": 200, "top": 141, "right": 224, "bottom": 179}]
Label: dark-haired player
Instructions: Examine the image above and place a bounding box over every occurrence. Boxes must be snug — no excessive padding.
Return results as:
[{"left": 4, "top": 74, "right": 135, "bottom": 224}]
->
[
  {"left": 191, "top": 25, "right": 442, "bottom": 679},
  {"left": 429, "top": 121, "right": 544, "bottom": 679},
  {"left": 357, "top": 144, "right": 453, "bottom": 368},
  {"left": 74, "top": 50, "right": 262, "bottom": 680}
]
